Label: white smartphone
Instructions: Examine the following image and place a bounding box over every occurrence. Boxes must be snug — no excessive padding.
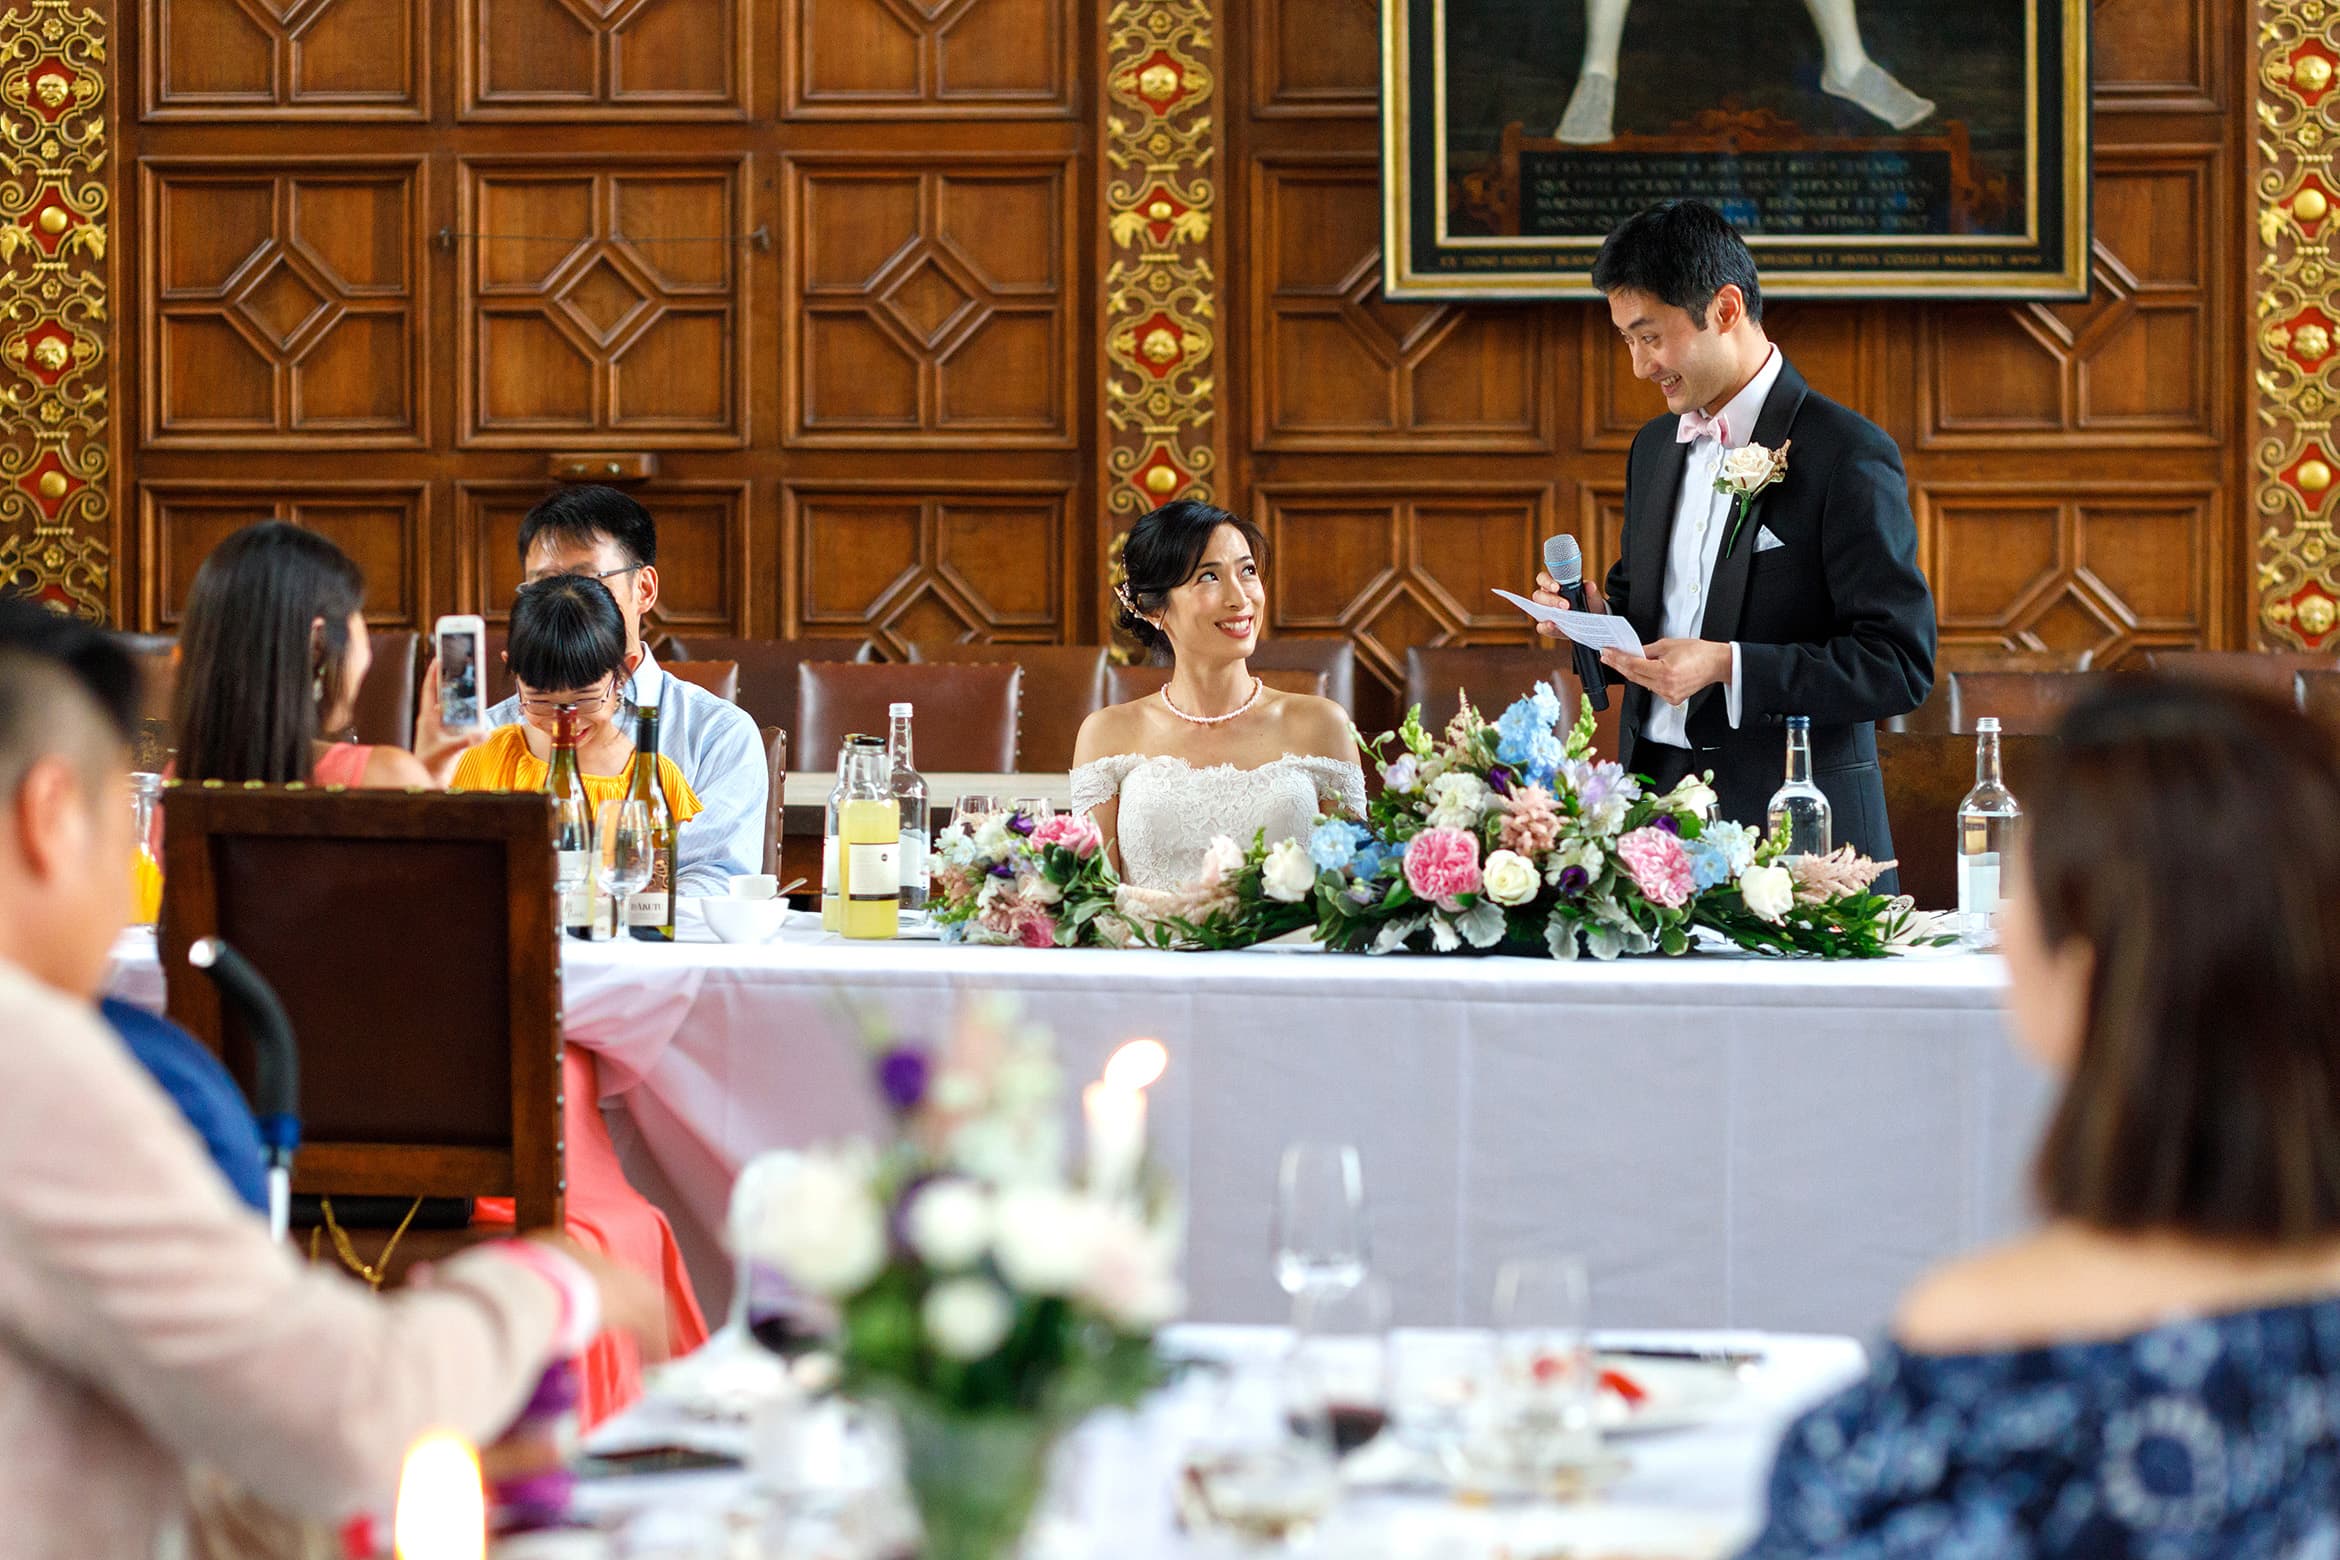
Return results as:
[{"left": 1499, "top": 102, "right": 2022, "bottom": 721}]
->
[{"left": 432, "top": 614, "right": 487, "bottom": 731}]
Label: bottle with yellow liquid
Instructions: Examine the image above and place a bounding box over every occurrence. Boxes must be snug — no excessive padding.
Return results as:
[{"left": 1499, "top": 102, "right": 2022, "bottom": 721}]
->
[
  {"left": 838, "top": 735, "right": 901, "bottom": 940},
  {"left": 129, "top": 772, "right": 163, "bottom": 925},
  {"left": 820, "top": 736, "right": 857, "bottom": 934}
]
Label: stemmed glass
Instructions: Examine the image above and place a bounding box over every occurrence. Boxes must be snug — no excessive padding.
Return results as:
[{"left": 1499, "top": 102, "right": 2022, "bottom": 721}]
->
[
  {"left": 1492, "top": 1255, "right": 1600, "bottom": 1480},
  {"left": 1289, "top": 1274, "right": 1392, "bottom": 1459},
  {"left": 1011, "top": 794, "right": 1056, "bottom": 824},
  {"left": 1175, "top": 1358, "right": 1342, "bottom": 1547},
  {"left": 953, "top": 792, "right": 1000, "bottom": 827},
  {"left": 598, "top": 799, "right": 654, "bottom": 937},
  {"left": 1272, "top": 1141, "right": 1369, "bottom": 1299},
  {"left": 646, "top": 1152, "right": 803, "bottom": 1420}
]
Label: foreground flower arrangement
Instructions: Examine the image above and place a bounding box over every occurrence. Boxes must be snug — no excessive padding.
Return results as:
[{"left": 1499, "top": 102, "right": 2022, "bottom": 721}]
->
[
  {"left": 929, "top": 686, "right": 1942, "bottom": 960},
  {"left": 746, "top": 998, "right": 1175, "bottom": 1559}
]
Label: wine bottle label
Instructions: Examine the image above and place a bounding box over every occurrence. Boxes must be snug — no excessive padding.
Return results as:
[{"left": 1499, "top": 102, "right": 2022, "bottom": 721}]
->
[
  {"left": 847, "top": 840, "right": 900, "bottom": 900},
  {"left": 1960, "top": 818, "right": 1989, "bottom": 854},
  {"left": 558, "top": 847, "right": 591, "bottom": 882},
  {"left": 562, "top": 883, "right": 596, "bottom": 928},
  {"left": 899, "top": 829, "right": 930, "bottom": 889},
  {"left": 624, "top": 891, "right": 672, "bottom": 927},
  {"left": 1957, "top": 852, "right": 2001, "bottom": 914}
]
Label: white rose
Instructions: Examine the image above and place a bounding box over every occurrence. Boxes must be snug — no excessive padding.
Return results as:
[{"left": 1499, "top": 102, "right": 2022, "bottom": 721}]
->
[
  {"left": 1261, "top": 838, "right": 1315, "bottom": 903},
  {"left": 1667, "top": 775, "right": 1718, "bottom": 819},
  {"left": 1481, "top": 849, "right": 1540, "bottom": 907},
  {"left": 1720, "top": 444, "right": 1779, "bottom": 490},
  {"left": 1198, "top": 835, "right": 1246, "bottom": 887},
  {"left": 1076, "top": 1206, "right": 1184, "bottom": 1333},
  {"left": 904, "top": 1179, "right": 992, "bottom": 1270},
  {"left": 992, "top": 1186, "right": 1095, "bottom": 1295},
  {"left": 1027, "top": 875, "right": 1064, "bottom": 906},
  {"left": 1741, "top": 862, "right": 1795, "bottom": 924},
  {"left": 973, "top": 817, "right": 1012, "bottom": 856},
  {"left": 750, "top": 1150, "right": 887, "bottom": 1298},
  {"left": 923, "top": 1278, "right": 1015, "bottom": 1360},
  {"left": 1424, "top": 772, "right": 1489, "bottom": 830}
]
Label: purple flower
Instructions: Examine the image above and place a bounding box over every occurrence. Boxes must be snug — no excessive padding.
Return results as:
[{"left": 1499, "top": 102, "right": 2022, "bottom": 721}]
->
[
  {"left": 1555, "top": 865, "right": 1590, "bottom": 897},
  {"left": 1007, "top": 812, "right": 1036, "bottom": 836},
  {"left": 877, "top": 1047, "right": 930, "bottom": 1112},
  {"left": 1487, "top": 767, "right": 1515, "bottom": 797},
  {"left": 1652, "top": 814, "right": 1680, "bottom": 836},
  {"left": 989, "top": 861, "right": 1017, "bottom": 878}
]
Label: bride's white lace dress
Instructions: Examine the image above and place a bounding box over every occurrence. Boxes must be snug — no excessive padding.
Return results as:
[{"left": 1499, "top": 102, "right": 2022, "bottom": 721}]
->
[{"left": 1069, "top": 752, "right": 1369, "bottom": 891}]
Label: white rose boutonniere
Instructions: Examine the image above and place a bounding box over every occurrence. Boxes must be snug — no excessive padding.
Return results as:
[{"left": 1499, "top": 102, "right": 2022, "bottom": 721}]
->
[{"left": 1713, "top": 439, "right": 1791, "bottom": 558}]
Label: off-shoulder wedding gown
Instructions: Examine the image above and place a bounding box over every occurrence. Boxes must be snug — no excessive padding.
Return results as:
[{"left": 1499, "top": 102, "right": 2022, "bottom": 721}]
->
[{"left": 1069, "top": 752, "right": 1369, "bottom": 890}]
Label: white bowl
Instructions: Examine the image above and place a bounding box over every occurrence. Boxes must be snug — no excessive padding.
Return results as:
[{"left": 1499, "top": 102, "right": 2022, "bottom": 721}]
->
[{"left": 702, "top": 896, "right": 790, "bottom": 944}]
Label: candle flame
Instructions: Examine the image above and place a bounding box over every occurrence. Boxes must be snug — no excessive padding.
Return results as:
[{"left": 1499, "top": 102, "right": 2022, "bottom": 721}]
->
[
  {"left": 1103, "top": 1038, "right": 1168, "bottom": 1092},
  {"left": 393, "top": 1432, "right": 485, "bottom": 1560}
]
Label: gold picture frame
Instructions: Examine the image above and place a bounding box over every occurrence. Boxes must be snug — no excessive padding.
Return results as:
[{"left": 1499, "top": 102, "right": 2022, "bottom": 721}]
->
[{"left": 1381, "top": 0, "right": 2090, "bottom": 300}]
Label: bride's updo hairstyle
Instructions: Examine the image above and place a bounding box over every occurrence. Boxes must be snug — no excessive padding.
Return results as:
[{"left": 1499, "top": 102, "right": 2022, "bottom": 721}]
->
[{"left": 1114, "top": 499, "right": 1267, "bottom": 663}]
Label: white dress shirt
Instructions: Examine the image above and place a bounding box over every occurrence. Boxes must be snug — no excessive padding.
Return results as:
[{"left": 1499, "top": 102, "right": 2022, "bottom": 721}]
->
[
  {"left": 487, "top": 646, "right": 767, "bottom": 894},
  {"left": 1642, "top": 345, "right": 1784, "bottom": 751}
]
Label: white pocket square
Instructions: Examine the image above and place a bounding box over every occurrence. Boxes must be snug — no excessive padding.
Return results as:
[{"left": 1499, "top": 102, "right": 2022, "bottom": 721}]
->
[{"left": 1754, "top": 526, "right": 1787, "bottom": 553}]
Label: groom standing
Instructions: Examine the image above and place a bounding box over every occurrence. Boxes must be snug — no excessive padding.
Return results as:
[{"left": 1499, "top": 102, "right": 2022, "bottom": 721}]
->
[{"left": 1533, "top": 200, "right": 1934, "bottom": 880}]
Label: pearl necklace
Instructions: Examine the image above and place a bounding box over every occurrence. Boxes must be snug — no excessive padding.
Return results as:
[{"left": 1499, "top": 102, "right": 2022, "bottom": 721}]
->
[{"left": 1160, "top": 676, "right": 1263, "bottom": 726}]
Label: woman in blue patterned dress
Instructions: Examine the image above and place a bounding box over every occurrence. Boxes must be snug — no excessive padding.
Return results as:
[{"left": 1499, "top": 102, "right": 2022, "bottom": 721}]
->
[{"left": 1742, "top": 680, "right": 2340, "bottom": 1558}]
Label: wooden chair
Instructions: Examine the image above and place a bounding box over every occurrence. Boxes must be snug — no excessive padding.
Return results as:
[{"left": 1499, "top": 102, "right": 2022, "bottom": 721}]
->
[
  {"left": 909, "top": 643, "right": 1107, "bottom": 772},
  {"left": 1877, "top": 732, "right": 2057, "bottom": 912},
  {"left": 344, "top": 628, "right": 421, "bottom": 750},
  {"left": 1947, "top": 670, "right": 2100, "bottom": 735},
  {"left": 2145, "top": 650, "right": 2339, "bottom": 702},
  {"left": 1249, "top": 638, "right": 1358, "bottom": 713},
  {"left": 661, "top": 658, "right": 739, "bottom": 703},
  {"left": 659, "top": 635, "right": 874, "bottom": 736},
  {"left": 157, "top": 788, "right": 563, "bottom": 1266},
  {"left": 1891, "top": 646, "right": 2095, "bottom": 736},
  {"left": 797, "top": 661, "right": 1021, "bottom": 772},
  {"left": 1104, "top": 663, "right": 1329, "bottom": 705},
  {"left": 760, "top": 724, "right": 789, "bottom": 876},
  {"left": 1402, "top": 644, "right": 1622, "bottom": 762}
]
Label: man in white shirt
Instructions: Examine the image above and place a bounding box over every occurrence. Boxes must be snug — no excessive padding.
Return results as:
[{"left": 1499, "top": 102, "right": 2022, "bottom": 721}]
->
[
  {"left": 485, "top": 486, "right": 767, "bottom": 894},
  {"left": 1534, "top": 200, "right": 1935, "bottom": 879}
]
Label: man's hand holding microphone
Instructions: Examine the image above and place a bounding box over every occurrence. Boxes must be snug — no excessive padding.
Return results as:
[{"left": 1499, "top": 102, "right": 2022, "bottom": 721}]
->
[{"left": 1531, "top": 535, "right": 1733, "bottom": 710}]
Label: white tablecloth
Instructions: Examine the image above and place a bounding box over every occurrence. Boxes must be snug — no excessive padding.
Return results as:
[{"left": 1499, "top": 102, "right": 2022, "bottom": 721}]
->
[
  {"left": 110, "top": 917, "right": 2051, "bottom": 1340},
  {"left": 580, "top": 1325, "right": 1869, "bottom": 1557}
]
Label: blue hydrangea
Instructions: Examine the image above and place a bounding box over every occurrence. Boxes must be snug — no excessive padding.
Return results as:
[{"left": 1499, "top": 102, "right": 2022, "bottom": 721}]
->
[
  {"left": 1309, "top": 819, "right": 1369, "bottom": 873},
  {"left": 1351, "top": 839, "right": 1395, "bottom": 882},
  {"left": 1683, "top": 836, "right": 1733, "bottom": 891},
  {"left": 1494, "top": 682, "right": 1564, "bottom": 770}
]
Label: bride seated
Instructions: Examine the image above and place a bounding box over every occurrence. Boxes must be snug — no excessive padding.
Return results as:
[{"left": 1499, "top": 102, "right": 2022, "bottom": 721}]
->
[{"left": 1072, "top": 500, "right": 1366, "bottom": 897}]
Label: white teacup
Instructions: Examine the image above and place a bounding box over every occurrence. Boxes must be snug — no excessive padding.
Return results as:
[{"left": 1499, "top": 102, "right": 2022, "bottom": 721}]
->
[
  {"left": 729, "top": 874, "right": 779, "bottom": 901},
  {"left": 703, "top": 897, "right": 789, "bottom": 944}
]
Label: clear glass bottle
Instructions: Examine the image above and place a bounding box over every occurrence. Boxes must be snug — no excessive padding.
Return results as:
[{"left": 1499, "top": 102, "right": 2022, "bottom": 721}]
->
[
  {"left": 1957, "top": 717, "right": 2022, "bottom": 948},
  {"left": 820, "top": 736, "right": 856, "bottom": 934},
  {"left": 839, "top": 736, "right": 901, "bottom": 941},
  {"left": 544, "top": 708, "right": 597, "bottom": 941},
  {"left": 887, "top": 701, "right": 930, "bottom": 916},
  {"left": 1766, "top": 715, "right": 1833, "bottom": 859},
  {"left": 623, "top": 706, "right": 677, "bottom": 942}
]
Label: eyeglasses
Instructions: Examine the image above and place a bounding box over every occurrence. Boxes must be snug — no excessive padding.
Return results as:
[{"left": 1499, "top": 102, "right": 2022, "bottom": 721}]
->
[
  {"left": 518, "top": 685, "right": 619, "bottom": 716},
  {"left": 527, "top": 563, "right": 645, "bottom": 587}
]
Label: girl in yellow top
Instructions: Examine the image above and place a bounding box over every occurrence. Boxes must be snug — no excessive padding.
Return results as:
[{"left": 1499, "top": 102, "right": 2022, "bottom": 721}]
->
[{"left": 451, "top": 573, "right": 702, "bottom": 824}]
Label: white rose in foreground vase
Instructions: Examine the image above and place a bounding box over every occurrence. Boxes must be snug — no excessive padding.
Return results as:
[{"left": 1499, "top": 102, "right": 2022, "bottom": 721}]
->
[
  {"left": 904, "top": 1178, "right": 992, "bottom": 1270},
  {"left": 1481, "top": 848, "right": 1541, "bottom": 906},
  {"left": 923, "top": 1277, "right": 1015, "bottom": 1360},
  {"left": 993, "top": 1186, "right": 1095, "bottom": 1295},
  {"left": 752, "top": 1149, "right": 886, "bottom": 1298},
  {"left": 1261, "top": 837, "right": 1315, "bottom": 903},
  {"left": 1740, "top": 862, "right": 1796, "bottom": 924}
]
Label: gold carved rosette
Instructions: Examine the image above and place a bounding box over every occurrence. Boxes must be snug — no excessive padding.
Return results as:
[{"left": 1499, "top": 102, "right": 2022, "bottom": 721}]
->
[
  {"left": 1100, "top": 0, "right": 1219, "bottom": 641},
  {"left": 2258, "top": 0, "right": 2340, "bottom": 647}
]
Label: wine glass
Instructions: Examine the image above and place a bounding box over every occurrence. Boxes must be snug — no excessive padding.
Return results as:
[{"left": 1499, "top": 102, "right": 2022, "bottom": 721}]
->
[
  {"left": 598, "top": 798, "right": 655, "bottom": 934},
  {"left": 1272, "top": 1141, "right": 1369, "bottom": 1299},
  {"left": 1388, "top": 1328, "right": 1496, "bottom": 1482},
  {"left": 1290, "top": 1274, "right": 1392, "bottom": 1460},
  {"left": 1176, "top": 1358, "right": 1342, "bottom": 1547},
  {"left": 1011, "top": 794, "right": 1056, "bottom": 824},
  {"left": 1492, "top": 1255, "right": 1599, "bottom": 1478},
  {"left": 953, "top": 792, "right": 1000, "bottom": 827}
]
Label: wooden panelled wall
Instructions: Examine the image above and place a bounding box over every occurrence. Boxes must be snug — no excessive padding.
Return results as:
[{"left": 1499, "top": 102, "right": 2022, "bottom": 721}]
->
[{"left": 113, "top": 0, "right": 2246, "bottom": 734}]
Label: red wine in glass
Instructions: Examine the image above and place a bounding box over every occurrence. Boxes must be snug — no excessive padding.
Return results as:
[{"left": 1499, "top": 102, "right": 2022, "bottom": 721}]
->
[
  {"left": 1291, "top": 1403, "right": 1389, "bottom": 1457},
  {"left": 749, "top": 1309, "right": 826, "bottom": 1360}
]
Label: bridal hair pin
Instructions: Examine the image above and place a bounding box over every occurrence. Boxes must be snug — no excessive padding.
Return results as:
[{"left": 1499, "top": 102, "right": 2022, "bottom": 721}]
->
[{"left": 1112, "top": 582, "right": 1137, "bottom": 612}]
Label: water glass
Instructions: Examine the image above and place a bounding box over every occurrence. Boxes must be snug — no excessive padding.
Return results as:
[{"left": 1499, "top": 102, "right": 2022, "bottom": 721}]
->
[
  {"left": 953, "top": 792, "right": 1000, "bottom": 825},
  {"left": 1387, "top": 1329, "right": 1496, "bottom": 1480},
  {"left": 1176, "top": 1360, "right": 1342, "bottom": 1546},
  {"left": 1272, "top": 1141, "right": 1369, "bottom": 1298},
  {"left": 1290, "top": 1274, "right": 1392, "bottom": 1459},
  {"left": 1011, "top": 794, "right": 1056, "bottom": 822},
  {"left": 1492, "top": 1255, "right": 1599, "bottom": 1477}
]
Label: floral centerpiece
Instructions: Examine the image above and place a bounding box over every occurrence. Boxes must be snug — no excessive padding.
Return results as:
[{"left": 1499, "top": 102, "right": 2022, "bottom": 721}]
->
[
  {"left": 1171, "top": 684, "right": 1938, "bottom": 960},
  {"left": 746, "top": 998, "right": 1177, "bottom": 1560},
  {"left": 930, "top": 807, "right": 1124, "bottom": 948}
]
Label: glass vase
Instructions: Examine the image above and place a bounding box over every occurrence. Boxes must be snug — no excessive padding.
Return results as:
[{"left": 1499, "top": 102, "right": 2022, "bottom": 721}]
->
[{"left": 887, "top": 1394, "right": 1057, "bottom": 1560}]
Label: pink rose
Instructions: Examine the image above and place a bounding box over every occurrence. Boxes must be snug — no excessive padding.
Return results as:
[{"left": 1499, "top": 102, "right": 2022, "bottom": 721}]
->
[
  {"left": 1031, "top": 812, "right": 1102, "bottom": 859},
  {"left": 1402, "top": 826, "right": 1483, "bottom": 912},
  {"left": 1617, "top": 825, "right": 1697, "bottom": 909},
  {"left": 1015, "top": 904, "right": 1059, "bottom": 948}
]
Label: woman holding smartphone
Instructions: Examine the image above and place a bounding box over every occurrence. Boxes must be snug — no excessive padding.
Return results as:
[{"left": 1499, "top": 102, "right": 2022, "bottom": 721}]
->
[{"left": 175, "top": 522, "right": 477, "bottom": 787}]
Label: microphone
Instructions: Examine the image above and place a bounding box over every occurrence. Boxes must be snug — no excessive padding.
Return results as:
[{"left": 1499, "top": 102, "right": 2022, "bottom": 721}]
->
[
  {"left": 189, "top": 937, "right": 300, "bottom": 1241},
  {"left": 1541, "top": 535, "right": 1610, "bottom": 713}
]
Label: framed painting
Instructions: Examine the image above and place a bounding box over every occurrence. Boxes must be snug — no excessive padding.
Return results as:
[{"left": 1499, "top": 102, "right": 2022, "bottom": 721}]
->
[{"left": 1381, "top": 0, "right": 2090, "bottom": 299}]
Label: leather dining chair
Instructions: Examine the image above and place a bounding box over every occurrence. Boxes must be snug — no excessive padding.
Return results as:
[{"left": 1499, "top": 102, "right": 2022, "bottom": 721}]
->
[
  {"left": 1402, "top": 644, "right": 1622, "bottom": 762},
  {"left": 1891, "top": 645, "right": 2095, "bottom": 735},
  {"left": 660, "top": 635, "right": 875, "bottom": 736},
  {"left": 1947, "top": 670, "right": 2101, "bottom": 735},
  {"left": 1876, "top": 731, "right": 2057, "bottom": 912},
  {"left": 157, "top": 787, "right": 562, "bottom": 1277},
  {"left": 2300, "top": 669, "right": 2340, "bottom": 734},
  {"left": 1104, "top": 663, "right": 1328, "bottom": 706},
  {"left": 661, "top": 658, "right": 739, "bottom": 704},
  {"left": 908, "top": 643, "right": 1108, "bottom": 772},
  {"left": 1248, "top": 638, "right": 1357, "bottom": 713},
  {"left": 759, "top": 725, "right": 789, "bottom": 876},
  {"left": 2145, "top": 649, "right": 2338, "bottom": 702},
  {"left": 796, "top": 661, "right": 1021, "bottom": 773}
]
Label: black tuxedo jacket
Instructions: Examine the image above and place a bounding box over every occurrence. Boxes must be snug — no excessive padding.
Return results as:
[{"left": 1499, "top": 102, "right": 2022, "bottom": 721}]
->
[{"left": 1605, "top": 356, "right": 1936, "bottom": 876}]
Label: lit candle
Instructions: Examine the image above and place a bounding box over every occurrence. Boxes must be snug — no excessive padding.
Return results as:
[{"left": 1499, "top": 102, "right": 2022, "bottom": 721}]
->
[
  {"left": 394, "top": 1432, "right": 485, "bottom": 1560},
  {"left": 1085, "top": 1039, "right": 1168, "bottom": 1198}
]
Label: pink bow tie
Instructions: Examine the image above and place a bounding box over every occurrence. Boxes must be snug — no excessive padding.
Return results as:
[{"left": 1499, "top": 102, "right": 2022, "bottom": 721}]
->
[{"left": 1676, "top": 409, "right": 1730, "bottom": 445}]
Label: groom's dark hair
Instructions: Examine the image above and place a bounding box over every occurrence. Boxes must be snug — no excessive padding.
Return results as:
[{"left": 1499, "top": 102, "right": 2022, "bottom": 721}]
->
[{"left": 1590, "top": 201, "right": 1762, "bottom": 329}]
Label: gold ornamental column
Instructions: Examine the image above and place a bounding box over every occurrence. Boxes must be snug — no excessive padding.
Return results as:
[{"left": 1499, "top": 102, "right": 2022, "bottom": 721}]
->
[
  {"left": 1098, "top": 0, "right": 1221, "bottom": 641},
  {"left": 2258, "top": 1, "right": 2340, "bottom": 648}
]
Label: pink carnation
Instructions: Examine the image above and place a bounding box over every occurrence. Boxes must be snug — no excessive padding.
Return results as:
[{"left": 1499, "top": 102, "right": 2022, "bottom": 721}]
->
[
  {"left": 1016, "top": 905, "right": 1060, "bottom": 948},
  {"left": 1616, "top": 826, "right": 1697, "bottom": 909},
  {"left": 1497, "top": 783, "right": 1562, "bottom": 857},
  {"left": 1031, "top": 812, "right": 1102, "bottom": 858},
  {"left": 1403, "top": 826, "right": 1483, "bottom": 911}
]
